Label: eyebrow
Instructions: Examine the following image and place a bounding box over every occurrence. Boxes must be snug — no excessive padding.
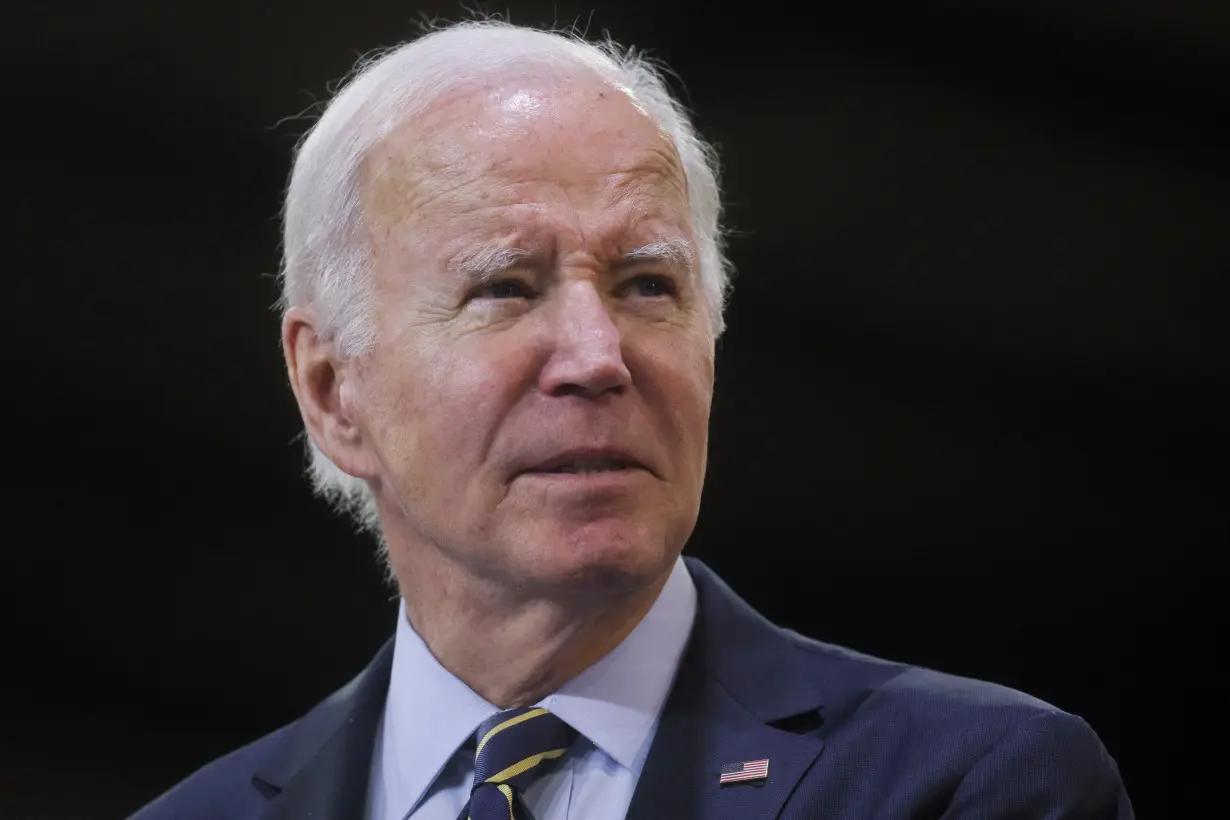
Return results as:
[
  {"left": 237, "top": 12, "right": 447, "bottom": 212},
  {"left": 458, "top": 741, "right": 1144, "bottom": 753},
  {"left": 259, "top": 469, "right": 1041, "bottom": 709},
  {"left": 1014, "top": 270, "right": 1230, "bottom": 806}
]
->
[
  {"left": 446, "top": 245, "right": 534, "bottom": 286},
  {"left": 613, "top": 237, "right": 696, "bottom": 273},
  {"left": 445, "top": 236, "right": 695, "bottom": 286}
]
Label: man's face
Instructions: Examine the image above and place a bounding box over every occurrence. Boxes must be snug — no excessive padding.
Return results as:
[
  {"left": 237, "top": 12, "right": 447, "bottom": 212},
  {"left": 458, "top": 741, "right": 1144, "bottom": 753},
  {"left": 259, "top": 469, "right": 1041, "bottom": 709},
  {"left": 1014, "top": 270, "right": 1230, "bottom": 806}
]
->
[{"left": 346, "top": 71, "right": 715, "bottom": 592}]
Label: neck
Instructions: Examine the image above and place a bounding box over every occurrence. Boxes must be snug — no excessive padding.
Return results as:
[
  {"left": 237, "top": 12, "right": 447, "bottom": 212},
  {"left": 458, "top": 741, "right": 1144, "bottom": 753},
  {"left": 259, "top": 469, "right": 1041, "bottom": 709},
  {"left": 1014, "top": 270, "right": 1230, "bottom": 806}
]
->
[{"left": 391, "top": 543, "right": 672, "bottom": 708}]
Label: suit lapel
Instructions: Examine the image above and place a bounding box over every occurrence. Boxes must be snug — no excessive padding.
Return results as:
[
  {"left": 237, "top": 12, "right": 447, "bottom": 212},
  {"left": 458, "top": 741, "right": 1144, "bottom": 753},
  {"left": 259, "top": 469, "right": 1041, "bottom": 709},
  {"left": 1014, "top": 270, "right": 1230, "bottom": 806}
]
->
[
  {"left": 252, "top": 638, "right": 395, "bottom": 820},
  {"left": 626, "top": 559, "right": 826, "bottom": 820}
]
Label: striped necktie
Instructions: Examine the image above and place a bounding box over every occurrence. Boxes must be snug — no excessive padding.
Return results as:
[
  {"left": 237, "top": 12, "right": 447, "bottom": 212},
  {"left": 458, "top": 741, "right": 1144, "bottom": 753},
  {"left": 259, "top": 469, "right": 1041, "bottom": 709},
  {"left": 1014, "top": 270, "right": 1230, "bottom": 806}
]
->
[{"left": 461, "top": 706, "right": 577, "bottom": 820}]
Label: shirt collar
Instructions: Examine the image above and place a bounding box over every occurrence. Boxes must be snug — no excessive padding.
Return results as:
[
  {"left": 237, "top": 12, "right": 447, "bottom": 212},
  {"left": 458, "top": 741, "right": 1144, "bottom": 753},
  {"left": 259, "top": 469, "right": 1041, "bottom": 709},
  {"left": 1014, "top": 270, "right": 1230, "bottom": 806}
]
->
[
  {"left": 380, "top": 556, "right": 697, "bottom": 810},
  {"left": 541, "top": 556, "right": 696, "bottom": 773},
  {"left": 379, "top": 594, "right": 496, "bottom": 817}
]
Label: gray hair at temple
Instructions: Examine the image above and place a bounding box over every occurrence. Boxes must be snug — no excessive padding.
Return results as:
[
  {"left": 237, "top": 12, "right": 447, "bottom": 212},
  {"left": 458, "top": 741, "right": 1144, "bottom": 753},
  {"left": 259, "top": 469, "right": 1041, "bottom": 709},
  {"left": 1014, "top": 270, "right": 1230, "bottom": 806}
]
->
[{"left": 277, "top": 19, "right": 732, "bottom": 538}]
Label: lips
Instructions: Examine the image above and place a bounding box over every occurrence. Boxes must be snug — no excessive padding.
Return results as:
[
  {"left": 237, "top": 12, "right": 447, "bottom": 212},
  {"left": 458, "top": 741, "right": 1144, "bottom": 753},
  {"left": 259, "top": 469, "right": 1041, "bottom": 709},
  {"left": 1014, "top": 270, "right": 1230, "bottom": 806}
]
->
[{"left": 518, "top": 448, "right": 650, "bottom": 477}]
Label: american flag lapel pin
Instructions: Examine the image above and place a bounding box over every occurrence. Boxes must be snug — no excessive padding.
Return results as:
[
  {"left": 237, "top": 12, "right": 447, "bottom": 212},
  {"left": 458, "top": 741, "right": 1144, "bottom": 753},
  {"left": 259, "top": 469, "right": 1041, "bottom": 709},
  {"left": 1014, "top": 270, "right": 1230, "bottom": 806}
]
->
[{"left": 718, "top": 758, "right": 770, "bottom": 785}]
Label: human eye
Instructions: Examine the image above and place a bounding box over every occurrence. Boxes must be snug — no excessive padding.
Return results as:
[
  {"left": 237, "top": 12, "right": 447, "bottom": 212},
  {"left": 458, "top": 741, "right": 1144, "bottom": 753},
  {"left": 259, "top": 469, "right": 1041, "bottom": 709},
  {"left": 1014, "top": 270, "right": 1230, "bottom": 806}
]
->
[
  {"left": 622, "top": 274, "right": 678, "bottom": 299},
  {"left": 473, "top": 278, "right": 536, "bottom": 301}
]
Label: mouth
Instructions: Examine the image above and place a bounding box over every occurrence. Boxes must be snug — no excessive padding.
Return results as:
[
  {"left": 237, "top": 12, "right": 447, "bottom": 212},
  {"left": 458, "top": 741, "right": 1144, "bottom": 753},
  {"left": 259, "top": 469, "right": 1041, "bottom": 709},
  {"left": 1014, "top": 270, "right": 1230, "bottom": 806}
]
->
[
  {"left": 534, "top": 458, "right": 638, "bottom": 475},
  {"left": 519, "top": 450, "right": 649, "bottom": 477}
]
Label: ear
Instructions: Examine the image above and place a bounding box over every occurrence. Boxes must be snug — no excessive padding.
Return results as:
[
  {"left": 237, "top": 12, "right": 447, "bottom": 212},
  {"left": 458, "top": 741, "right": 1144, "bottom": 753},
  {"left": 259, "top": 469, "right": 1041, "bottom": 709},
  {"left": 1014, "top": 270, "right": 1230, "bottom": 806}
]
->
[{"left": 282, "top": 306, "right": 376, "bottom": 480}]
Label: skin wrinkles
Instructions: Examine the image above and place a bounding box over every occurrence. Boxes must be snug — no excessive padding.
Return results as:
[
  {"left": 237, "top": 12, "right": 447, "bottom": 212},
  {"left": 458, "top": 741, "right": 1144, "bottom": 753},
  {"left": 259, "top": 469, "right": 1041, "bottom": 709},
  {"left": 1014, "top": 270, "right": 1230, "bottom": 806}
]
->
[
  {"left": 365, "top": 75, "right": 686, "bottom": 235},
  {"left": 287, "top": 64, "right": 715, "bottom": 706}
]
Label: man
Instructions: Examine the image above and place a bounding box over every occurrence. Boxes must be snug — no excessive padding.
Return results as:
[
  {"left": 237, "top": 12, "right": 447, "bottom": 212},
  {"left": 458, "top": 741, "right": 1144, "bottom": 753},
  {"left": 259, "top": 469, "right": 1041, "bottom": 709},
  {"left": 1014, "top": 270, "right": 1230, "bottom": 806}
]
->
[{"left": 133, "top": 19, "right": 1133, "bottom": 820}]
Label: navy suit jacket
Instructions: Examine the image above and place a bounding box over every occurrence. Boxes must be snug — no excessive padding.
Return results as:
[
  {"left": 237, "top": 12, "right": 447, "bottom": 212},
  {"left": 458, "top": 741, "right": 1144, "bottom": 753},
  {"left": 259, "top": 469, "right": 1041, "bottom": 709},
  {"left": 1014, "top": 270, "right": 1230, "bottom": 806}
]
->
[{"left": 132, "top": 559, "right": 1133, "bottom": 819}]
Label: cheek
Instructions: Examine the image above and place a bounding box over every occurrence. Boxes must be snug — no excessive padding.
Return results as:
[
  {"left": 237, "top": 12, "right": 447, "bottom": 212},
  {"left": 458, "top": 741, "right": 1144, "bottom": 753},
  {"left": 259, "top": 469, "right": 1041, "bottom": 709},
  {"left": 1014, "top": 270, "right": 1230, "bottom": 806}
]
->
[
  {"left": 644, "top": 334, "right": 714, "bottom": 449},
  {"left": 367, "top": 334, "right": 535, "bottom": 472}
]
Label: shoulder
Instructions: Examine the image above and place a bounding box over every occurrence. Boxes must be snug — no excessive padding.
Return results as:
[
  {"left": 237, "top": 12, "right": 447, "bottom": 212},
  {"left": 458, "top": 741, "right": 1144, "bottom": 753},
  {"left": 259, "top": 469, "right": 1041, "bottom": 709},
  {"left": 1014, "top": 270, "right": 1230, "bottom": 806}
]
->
[
  {"left": 686, "top": 557, "right": 1110, "bottom": 756},
  {"left": 128, "top": 722, "right": 296, "bottom": 820},
  {"left": 784, "top": 631, "right": 1130, "bottom": 814},
  {"left": 685, "top": 559, "right": 1124, "bottom": 780},
  {"left": 788, "top": 627, "right": 1093, "bottom": 747}
]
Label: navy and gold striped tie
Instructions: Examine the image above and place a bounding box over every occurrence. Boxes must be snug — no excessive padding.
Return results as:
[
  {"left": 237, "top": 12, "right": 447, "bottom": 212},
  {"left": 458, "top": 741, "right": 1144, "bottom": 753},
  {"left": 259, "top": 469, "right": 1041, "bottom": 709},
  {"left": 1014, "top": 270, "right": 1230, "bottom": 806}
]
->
[{"left": 461, "top": 707, "right": 577, "bottom": 820}]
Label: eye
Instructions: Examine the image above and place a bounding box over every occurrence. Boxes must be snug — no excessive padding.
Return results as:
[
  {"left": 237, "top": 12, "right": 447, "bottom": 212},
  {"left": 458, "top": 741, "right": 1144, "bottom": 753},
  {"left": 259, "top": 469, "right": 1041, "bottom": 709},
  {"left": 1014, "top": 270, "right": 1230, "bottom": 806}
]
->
[
  {"left": 475, "top": 278, "right": 535, "bottom": 300},
  {"left": 625, "top": 274, "right": 677, "bottom": 298}
]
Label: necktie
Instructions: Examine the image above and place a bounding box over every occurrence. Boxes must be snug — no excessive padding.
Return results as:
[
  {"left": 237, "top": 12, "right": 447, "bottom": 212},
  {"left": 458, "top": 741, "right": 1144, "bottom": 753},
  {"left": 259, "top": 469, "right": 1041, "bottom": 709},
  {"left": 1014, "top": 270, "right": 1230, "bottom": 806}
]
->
[{"left": 461, "top": 706, "right": 577, "bottom": 820}]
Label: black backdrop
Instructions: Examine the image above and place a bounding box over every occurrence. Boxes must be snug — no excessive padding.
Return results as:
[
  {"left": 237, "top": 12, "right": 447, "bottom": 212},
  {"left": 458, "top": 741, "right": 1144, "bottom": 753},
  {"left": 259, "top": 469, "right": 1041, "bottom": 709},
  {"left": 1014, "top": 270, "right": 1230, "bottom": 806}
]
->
[{"left": 3, "top": 2, "right": 1226, "bottom": 817}]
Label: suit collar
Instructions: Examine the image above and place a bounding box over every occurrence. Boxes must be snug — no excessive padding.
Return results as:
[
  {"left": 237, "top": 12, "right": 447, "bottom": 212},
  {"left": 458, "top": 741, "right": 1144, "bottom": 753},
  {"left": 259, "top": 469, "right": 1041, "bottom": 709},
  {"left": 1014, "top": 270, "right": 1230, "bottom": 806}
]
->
[
  {"left": 252, "top": 637, "right": 395, "bottom": 820},
  {"left": 624, "top": 558, "right": 826, "bottom": 820},
  {"left": 683, "top": 558, "right": 824, "bottom": 723}
]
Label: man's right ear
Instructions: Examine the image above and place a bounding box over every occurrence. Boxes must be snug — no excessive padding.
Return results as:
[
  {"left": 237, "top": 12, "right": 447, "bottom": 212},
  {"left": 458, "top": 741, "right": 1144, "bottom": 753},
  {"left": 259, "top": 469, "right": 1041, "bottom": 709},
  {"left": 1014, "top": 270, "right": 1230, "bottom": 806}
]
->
[{"left": 281, "top": 306, "right": 376, "bottom": 480}]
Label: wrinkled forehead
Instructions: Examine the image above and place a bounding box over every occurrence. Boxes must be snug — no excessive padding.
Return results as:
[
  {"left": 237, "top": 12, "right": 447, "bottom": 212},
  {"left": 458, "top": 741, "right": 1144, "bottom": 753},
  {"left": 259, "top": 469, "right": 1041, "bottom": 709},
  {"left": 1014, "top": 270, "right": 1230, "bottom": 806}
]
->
[{"left": 359, "top": 68, "right": 690, "bottom": 236}]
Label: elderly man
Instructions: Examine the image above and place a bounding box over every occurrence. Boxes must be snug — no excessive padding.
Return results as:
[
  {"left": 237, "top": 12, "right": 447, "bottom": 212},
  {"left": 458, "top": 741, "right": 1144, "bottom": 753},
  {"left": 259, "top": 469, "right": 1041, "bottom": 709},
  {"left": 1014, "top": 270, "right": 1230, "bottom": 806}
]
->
[{"left": 133, "top": 20, "right": 1132, "bottom": 820}]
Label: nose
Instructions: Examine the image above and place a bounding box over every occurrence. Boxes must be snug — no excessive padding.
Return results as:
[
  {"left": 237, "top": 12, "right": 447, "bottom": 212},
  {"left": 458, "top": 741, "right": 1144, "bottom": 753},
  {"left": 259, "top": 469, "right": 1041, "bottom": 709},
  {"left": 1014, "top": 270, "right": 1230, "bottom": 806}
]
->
[{"left": 538, "top": 280, "right": 632, "bottom": 398}]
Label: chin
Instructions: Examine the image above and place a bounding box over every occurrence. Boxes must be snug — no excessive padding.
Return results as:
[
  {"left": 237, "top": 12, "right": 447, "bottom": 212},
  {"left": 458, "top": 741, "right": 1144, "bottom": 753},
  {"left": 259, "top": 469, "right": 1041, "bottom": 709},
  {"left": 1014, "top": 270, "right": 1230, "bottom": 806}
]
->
[{"left": 516, "top": 517, "right": 681, "bottom": 593}]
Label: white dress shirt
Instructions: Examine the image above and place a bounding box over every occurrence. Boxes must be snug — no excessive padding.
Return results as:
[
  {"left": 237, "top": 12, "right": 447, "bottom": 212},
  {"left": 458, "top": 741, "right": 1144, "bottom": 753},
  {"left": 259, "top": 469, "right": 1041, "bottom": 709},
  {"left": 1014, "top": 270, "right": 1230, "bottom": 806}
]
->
[{"left": 364, "top": 557, "right": 698, "bottom": 820}]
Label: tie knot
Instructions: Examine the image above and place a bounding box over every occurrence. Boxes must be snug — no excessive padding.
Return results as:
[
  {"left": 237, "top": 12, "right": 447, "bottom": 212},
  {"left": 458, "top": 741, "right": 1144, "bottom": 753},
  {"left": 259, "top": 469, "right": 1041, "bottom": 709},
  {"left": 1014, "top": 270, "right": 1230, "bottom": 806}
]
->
[{"left": 472, "top": 707, "right": 576, "bottom": 795}]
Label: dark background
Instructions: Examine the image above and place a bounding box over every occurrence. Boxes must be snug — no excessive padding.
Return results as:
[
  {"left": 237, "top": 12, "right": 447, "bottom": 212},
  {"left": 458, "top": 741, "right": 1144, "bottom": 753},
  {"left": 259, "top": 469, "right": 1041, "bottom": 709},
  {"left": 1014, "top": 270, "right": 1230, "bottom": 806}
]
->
[{"left": 3, "top": 1, "right": 1226, "bottom": 817}]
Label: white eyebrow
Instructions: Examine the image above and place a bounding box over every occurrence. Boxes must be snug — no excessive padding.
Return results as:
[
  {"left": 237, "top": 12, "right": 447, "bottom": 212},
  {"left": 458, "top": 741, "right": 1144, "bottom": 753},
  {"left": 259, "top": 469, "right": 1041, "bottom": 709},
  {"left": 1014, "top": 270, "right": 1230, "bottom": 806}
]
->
[
  {"left": 446, "top": 245, "right": 534, "bottom": 285},
  {"left": 617, "top": 237, "right": 695, "bottom": 272},
  {"left": 445, "top": 236, "right": 695, "bottom": 285}
]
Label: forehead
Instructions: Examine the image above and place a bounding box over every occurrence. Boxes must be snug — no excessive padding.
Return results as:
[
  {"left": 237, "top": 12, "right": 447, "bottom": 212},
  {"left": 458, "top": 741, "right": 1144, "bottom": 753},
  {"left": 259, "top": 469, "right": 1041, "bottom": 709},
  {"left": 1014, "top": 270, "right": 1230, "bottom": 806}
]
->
[{"left": 361, "top": 70, "right": 691, "bottom": 248}]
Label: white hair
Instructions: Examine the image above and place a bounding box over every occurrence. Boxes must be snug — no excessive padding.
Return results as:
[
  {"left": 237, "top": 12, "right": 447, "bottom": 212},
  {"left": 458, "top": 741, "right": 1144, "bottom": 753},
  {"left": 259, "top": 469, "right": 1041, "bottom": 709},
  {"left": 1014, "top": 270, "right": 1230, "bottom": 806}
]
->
[{"left": 278, "top": 19, "right": 732, "bottom": 539}]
